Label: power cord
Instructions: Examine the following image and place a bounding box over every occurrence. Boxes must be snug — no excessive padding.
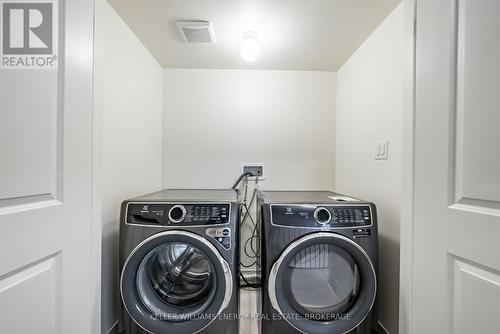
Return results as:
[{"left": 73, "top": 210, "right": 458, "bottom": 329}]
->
[
  {"left": 239, "top": 272, "right": 260, "bottom": 289},
  {"left": 240, "top": 175, "right": 260, "bottom": 264},
  {"left": 231, "top": 172, "right": 252, "bottom": 189},
  {"left": 232, "top": 172, "right": 261, "bottom": 288}
]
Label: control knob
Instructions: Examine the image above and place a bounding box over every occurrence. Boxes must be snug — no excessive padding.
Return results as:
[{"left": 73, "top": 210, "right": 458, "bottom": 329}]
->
[
  {"left": 168, "top": 205, "right": 187, "bottom": 223},
  {"left": 314, "top": 207, "right": 332, "bottom": 225}
]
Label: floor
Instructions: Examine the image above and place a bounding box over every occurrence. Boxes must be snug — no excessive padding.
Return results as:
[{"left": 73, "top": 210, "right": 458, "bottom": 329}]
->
[{"left": 239, "top": 288, "right": 261, "bottom": 334}]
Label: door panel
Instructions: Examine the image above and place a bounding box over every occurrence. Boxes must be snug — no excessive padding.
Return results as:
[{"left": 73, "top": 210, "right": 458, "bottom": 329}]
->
[
  {"left": 0, "top": 255, "right": 60, "bottom": 333},
  {"left": 0, "top": 0, "right": 61, "bottom": 209},
  {"left": 451, "top": 257, "right": 500, "bottom": 334},
  {"left": 0, "top": 0, "right": 96, "bottom": 333},
  {"left": 0, "top": 70, "right": 59, "bottom": 204},
  {"left": 413, "top": 0, "right": 500, "bottom": 332},
  {"left": 454, "top": 0, "right": 500, "bottom": 207}
]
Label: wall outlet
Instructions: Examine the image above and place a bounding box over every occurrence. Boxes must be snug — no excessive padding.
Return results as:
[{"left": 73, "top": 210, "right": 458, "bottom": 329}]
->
[
  {"left": 375, "top": 140, "right": 389, "bottom": 160},
  {"left": 243, "top": 164, "right": 264, "bottom": 179}
]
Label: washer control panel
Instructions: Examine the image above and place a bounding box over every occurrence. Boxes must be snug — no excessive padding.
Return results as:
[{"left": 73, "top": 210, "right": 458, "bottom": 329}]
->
[
  {"left": 271, "top": 205, "right": 372, "bottom": 228},
  {"left": 126, "top": 203, "right": 230, "bottom": 226}
]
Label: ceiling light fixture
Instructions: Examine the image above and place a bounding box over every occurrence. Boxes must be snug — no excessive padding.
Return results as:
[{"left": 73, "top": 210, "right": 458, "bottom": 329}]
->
[{"left": 240, "top": 31, "right": 259, "bottom": 62}]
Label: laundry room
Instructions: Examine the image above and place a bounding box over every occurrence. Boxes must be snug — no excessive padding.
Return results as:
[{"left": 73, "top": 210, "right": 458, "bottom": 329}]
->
[
  {"left": 1, "top": 0, "right": 499, "bottom": 334},
  {"left": 94, "top": 0, "right": 404, "bottom": 333}
]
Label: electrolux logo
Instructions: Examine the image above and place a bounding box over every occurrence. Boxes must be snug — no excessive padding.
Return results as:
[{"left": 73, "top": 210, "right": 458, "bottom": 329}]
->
[{"left": 1, "top": 0, "right": 58, "bottom": 69}]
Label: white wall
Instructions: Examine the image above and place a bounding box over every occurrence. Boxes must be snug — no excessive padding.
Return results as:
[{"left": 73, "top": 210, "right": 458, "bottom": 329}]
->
[
  {"left": 335, "top": 3, "right": 404, "bottom": 334},
  {"left": 95, "top": 1, "right": 163, "bottom": 332},
  {"left": 162, "top": 69, "right": 336, "bottom": 190},
  {"left": 162, "top": 69, "right": 336, "bottom": 265}
]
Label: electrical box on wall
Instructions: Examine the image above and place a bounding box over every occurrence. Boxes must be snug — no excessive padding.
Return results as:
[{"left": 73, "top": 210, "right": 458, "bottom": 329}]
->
[
  {"left": 375, "top": 140, "right": 389, "bottom": 160},
  {"left": 243, "top": 164, "right": 265, "bottom": 180}
]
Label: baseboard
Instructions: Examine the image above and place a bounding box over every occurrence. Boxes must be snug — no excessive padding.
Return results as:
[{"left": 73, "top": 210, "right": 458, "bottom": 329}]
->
[
  {"left": 106, "top": 321, "right": 119, "bottom": 334},
  {"left": 377, "top": 321, "right": 390, "bottom": 334}
]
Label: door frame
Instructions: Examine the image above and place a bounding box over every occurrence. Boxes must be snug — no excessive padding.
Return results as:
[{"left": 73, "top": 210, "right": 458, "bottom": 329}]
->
[
  {"left": 91, "top": 0, "right": 103, "bottom": 331},
  {"left": 399, "top": 0, "right": 416, "bottom": 333},
  {"left": 91, "top": 121, "right": 102, "bottom": 333}
]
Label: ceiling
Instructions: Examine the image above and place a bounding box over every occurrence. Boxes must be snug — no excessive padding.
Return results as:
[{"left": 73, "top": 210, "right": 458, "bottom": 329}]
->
[{"left": 108, "top": 0, "right": 401, "bottom": 71}]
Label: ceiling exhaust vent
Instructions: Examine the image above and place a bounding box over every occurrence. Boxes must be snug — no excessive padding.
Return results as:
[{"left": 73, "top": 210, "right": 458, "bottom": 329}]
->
[{"left": 176, "top": 21, "right": 216, "bottom": 43}]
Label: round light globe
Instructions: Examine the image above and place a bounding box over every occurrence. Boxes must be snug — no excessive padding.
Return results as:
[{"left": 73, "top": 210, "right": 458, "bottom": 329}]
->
[{"left": 240, "top": 32, "right": 259, "bottom": 62}]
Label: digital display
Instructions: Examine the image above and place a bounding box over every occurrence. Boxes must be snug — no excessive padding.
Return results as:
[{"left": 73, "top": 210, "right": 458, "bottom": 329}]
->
[
  {"left": 271, "top": 205, "right": 372, "bottom": 228},
  {"left": 126, "top": 203, "right": 231, "bottom": 226}
]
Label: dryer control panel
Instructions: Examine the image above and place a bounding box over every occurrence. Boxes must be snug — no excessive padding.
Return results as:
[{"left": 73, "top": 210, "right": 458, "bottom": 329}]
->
[
  {"left": 126, "top": 203, "right": 231, "bottom": 226},
  {"left": 270, "top": 204, "right": 372, "bottom": 228}
]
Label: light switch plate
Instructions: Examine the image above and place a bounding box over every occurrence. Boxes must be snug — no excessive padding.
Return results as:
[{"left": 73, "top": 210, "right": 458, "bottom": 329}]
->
[{"left": 375, "top": 140, "right": 389, "bottom": 160}]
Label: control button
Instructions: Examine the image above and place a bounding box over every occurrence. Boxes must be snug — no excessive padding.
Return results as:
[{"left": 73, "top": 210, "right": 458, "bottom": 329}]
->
[
  {"left": 223, "top": 229, "right": 230, "bottom": 236},
  {"left": 168, "top": 205, "right": 186, "bottom": 223},
  {"left": 215, "top": 229, "right": 223, "bottom": 237},
  {"left": 314, "top": 207, "right": 331, "bottom": 225},
  {"left": 331, "top": 210, "right": 338, "bottom": 223}
]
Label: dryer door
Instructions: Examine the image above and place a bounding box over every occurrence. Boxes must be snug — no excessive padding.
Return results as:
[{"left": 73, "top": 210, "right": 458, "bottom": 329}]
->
[
  {"left": 120, "top": 230, "right": 232, "bottom": 334},
  {"left": 268, "top": 232, "right": 376, "bottom": 334}
]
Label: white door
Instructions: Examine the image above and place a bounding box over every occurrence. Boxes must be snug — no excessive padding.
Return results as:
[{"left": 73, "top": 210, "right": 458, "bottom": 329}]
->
[
  {"left": 411, "top": 0, "right": 500, "bottom": 333},
  {"left": 0, "top": 0, "right": 97, "bottom": 333}
]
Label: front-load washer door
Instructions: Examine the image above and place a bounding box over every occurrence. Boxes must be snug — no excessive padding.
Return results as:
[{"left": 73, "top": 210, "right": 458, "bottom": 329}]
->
[
  {"left": 121, "top": 230, "right": 232, "bottom": 334},
  {"left": 268, "top": 232, "right": 376, "bottom": 334}
]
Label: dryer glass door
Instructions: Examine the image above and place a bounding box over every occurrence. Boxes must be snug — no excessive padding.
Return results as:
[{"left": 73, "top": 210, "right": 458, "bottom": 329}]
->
[
  {"left": 283, "top": 244, "right": 360, "bottom": 321},
  {"left": 268, "top": 232, "right": 376, "bottom": 334}
]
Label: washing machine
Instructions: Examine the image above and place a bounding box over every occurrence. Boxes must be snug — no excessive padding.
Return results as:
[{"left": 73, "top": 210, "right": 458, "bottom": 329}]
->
[
  {"left": 258, "top": 191, "right": 378, "bottom": 334},
  {"left": 119, "top": 189, "right": 239, "bottom": 334}
]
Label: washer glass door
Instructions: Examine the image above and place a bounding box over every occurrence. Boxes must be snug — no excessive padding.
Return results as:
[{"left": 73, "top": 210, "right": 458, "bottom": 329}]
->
[
  {"left": 120, "top": 231, "right": 232, "bottom": 334},
  {"left": 136, "top": 242, "right": 217, "bottom": 321},
  {"left": 283, "top": 244, "right": 360, "bottom": 321}
]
